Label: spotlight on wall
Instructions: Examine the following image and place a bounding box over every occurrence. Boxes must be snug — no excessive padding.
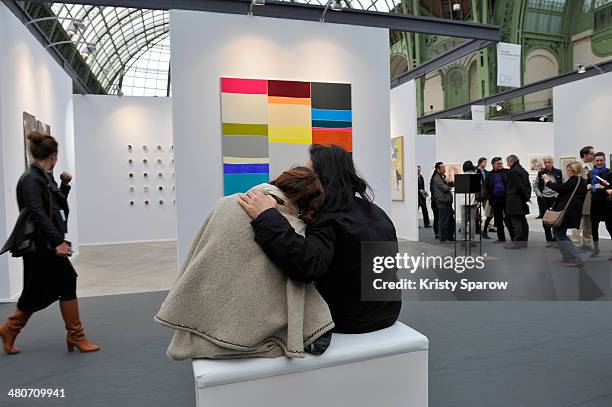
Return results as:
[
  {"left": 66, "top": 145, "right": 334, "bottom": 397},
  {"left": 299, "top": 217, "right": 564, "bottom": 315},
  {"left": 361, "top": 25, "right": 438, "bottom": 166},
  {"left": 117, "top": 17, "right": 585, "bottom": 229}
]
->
[
  {"left": 495, "top": 104, "right": 503, "bottom": 112},
  {"left": 576, "top": 62, "right": 605, "bottom": 74},
  {"left": 248, "top": 0, "right": 265, "bottom": 16},
  {"left": 67, "top": 19, "right": 85, "bottom": 37},
  {"left": 539, "top": 116, "right": 546, "bottom": 122},
  {"left": 80, "top": 43, "right": 96, "bottom": 57},
  {"left": 320, "top": 0, "right": 343, "bottom": 22},
  {"left": 452, "top": 2, "right": 461, "bottom": 11}
]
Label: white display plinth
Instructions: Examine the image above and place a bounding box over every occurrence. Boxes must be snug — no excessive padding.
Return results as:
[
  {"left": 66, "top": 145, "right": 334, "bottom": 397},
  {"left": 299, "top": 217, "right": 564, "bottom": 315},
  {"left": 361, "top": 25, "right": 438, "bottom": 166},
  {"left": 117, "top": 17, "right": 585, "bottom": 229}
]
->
[{"left": 192, "top": 322, "right": 429, "bottom": 407}]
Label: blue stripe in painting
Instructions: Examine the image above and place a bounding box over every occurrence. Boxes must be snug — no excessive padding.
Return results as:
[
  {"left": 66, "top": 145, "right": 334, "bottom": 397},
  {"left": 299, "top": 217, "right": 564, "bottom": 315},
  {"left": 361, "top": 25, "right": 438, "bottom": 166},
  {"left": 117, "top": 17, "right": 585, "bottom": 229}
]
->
[
  {"left": 224, "top": 173, "right": 269, "bottom": 196},
  {"left": 224, "top": 163, "right": 269, "bottom": 174},
  {"left": 312, "top": 120, "right": 352, "bottom": 129},
  {"left": 311, "top": 109, "right": 352, "bottom": 122}
]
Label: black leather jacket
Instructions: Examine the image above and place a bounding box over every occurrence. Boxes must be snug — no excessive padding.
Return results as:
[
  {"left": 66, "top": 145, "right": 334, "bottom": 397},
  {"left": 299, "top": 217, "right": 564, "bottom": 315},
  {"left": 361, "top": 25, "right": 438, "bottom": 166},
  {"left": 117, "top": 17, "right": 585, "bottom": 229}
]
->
[{"left": 15, "top": 165, "right": 70, "bottom": 247}]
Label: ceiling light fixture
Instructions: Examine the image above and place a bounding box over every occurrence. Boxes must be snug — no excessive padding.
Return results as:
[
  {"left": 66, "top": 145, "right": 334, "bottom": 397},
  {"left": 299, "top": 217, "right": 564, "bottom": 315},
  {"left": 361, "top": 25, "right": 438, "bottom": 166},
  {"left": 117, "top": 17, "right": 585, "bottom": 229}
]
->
[
  {"left": 80, "top": 43, "right": 97, "bottom": 57},
  {"left": 452, "top": 2, "right": 461, "bottom": 12},
  {"left": 66, "top": 19, "right": 86, "bottom": 37},
  {"left": 538, "top": 116, "right": 546, "bottom": 122},
  {"left": 320, "top": 0, "right": 343, "bottom": 23},
  {"left": 248, "top": 0, "right": 265, "bottom": 16},
  {"left": 495, "top": 104, "right": 503, "bottom": 112}
]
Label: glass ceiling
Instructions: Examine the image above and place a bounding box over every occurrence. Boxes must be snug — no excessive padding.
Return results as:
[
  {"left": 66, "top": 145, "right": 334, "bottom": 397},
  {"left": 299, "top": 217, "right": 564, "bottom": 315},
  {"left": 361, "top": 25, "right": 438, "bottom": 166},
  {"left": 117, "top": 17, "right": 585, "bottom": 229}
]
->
[{"left": 48, "top": 0, "right": 414, "bottom": 95}]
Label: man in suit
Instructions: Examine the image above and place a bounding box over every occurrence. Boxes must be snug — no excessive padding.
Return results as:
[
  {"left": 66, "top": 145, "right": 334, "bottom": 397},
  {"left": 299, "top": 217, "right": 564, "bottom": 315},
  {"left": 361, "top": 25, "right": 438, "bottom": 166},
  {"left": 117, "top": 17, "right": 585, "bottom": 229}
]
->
[
  {"left": 484, "top": 157, "right": 513, "bottom": 243},
  {"left": 417, "top": 166, "right": 431, "bottom": 228},
  {"left": 505, "top": 155, "right": 532, "bottom": 249}
]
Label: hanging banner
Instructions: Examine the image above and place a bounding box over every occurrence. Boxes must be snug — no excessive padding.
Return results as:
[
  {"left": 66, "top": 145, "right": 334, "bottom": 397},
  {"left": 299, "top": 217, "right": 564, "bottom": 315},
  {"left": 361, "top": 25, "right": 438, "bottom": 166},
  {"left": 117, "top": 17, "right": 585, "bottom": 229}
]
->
[
  {"left": 471, "top": 105, "right": 485, "bottom": 130},
  {"left": 496, "top": 42, "right": 522, "bottom": 88}
]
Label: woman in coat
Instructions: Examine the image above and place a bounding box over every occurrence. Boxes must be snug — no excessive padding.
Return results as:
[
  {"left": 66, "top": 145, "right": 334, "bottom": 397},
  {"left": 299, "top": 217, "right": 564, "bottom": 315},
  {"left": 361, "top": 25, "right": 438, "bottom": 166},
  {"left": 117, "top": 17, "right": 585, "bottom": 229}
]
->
[
  {"left": 587, "top": 152, "right": 612, "bottom": 258},
  {"left": 543, "top": 161, "right": 588, "bottom": 267},
  {"left": 0, "top": 131, "right": 99, "bottom": 354},
  {"left": 238, "top": 145, "right": 401, "bottom": 334}
]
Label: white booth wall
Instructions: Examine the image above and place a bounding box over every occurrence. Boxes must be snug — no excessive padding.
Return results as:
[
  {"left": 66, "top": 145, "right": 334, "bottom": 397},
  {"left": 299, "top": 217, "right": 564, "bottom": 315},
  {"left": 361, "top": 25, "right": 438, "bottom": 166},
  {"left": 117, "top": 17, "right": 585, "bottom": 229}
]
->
[
  {"left": 0, "top": 3, "right": 77, "bottom": 301},
  {"left": 171, "top": 11, "right": 391, "bottom": 265},
  {"left": 390, "top": 81, "right": 418, "bottom": 241},
  {"left": 554, "top": 71, "right": 612, "bottom": 239},
  {"left": 73, "top": 95, "right": 176, "bottom": 245},
  {"left": 436, "top": 119, "right": 555, "bottom": 169}
]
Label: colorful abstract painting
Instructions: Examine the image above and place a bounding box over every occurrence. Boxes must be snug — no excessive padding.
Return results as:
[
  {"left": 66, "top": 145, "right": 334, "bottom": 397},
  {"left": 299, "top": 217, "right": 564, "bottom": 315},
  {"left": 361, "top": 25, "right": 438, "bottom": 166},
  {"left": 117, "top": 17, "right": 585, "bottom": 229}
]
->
[
  {"left": 221, "top": 77, "right": 352, "bottom": 195},
  {"left": 390, "top": 136, "right": 404, "bottom": 201}
]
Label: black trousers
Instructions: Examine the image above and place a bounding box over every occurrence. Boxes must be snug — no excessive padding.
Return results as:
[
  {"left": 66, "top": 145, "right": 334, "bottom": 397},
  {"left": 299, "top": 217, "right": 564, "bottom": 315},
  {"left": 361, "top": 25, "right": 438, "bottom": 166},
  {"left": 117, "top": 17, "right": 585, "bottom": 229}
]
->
[
  {"left": 541, "top": 196, "right": 557, "bottom": 242},
  {"left": 418, "top": 195, "right": 430, "bottom": 227},
  {"left": 437, "top": 202, "right": 453, "bottom": 241},
  {"left": 431, "top": 200, "right": 438, "bottom": 237},
  {"left": 509, "top": 215, "right": 529, "bottom": 245},
  {"left": 537, "top": 197, "right": 547, "bottom": 217},
  {"left": 490, "top": 198, "right": 512, "bottom": 241},
  {"left": 591, "top": 202, "right": 612, "bottom": 242}
]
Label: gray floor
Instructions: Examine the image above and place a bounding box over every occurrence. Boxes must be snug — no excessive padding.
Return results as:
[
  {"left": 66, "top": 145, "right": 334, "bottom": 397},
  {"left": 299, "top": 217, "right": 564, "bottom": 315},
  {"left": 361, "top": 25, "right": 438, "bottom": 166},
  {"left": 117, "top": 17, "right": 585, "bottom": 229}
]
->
[
  {"left": 72, "top": 241, "right": 178, "bottom": 298},
  {"left": 1, "top": 237, "right": 612, "bottom": 407}
]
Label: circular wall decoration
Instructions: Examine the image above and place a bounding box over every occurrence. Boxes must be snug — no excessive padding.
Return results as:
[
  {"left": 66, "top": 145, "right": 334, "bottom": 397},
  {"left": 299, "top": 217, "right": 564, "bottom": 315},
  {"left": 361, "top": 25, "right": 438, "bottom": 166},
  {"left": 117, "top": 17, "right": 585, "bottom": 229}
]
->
[
  {"left": 129, "top": 186, "right": 135, "bottom": 192},
  {"left": 159, "top": 200, "right": 164, "bottom": 205},
  {"left": 173, "top": 199, "right": 176, "bottom": 204},
  {"left": 156, "top": 144, "right": 162, "bottom": 150},
  {"left": 143, "top": 158, "right": 148, "bottom": 164},
  {"left": 157, "top": 158, "right": 163, "bottom": 164},
  {"left": 158, "top": 186, "right": 164, "bottom": 191},
  {"left": 127, "top": 144, "right": 133, "bottom": 151},
  {"left": 128, "top": 158, "right": 133, "bottom": 164},
  {"left": 144, "top": 200, "right": 150, "bottom": 205},
  {"left": 170, "top": 145, "right": 174, "bottom": 150},
  {"left": 129, "top": 200, "right": 135, "bottom": 206},
  {"left": 129, "top": 172, "right": 134, "bottom": 178},
  {"left": 144, "top": 186, "right": 149, "bottom": 192},
  {"left": 142, "top": 144, "right": 148, "bottom": 151},
  {"left": 143, "top": 172, "right": 149, "bottom": 178},
  {"left": 158, "top": 172, "right": 163, "bottom": 178}
]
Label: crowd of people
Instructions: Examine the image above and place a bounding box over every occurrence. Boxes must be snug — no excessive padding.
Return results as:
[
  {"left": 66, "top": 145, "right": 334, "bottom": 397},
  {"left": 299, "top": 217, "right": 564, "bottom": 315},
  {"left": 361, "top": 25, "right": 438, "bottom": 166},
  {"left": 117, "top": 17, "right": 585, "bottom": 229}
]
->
[{"left": 418, "top": 146, "right": 612, "bottom": 266}]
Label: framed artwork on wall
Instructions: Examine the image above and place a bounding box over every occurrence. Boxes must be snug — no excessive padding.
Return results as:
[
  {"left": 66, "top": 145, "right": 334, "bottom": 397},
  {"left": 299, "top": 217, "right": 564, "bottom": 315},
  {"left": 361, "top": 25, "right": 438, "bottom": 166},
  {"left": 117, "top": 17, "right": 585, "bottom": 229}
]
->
[
  {"left": 22, "top": 111, "right": 37, "bottom": 169},
  {"left": 559, "top": 156, "right": 577, "bottom": 181},
  {"left": 527, "top": 154, "right": 547, "bottom": 174},
  {"left": 220, "top": 77, "right": 352, "bottom": 196},
  {"left": 390, "top": 136, "right": 404, "bottom": 202},
  {"left": 445, "top": 163, "right": 462, "bottom": 183}
]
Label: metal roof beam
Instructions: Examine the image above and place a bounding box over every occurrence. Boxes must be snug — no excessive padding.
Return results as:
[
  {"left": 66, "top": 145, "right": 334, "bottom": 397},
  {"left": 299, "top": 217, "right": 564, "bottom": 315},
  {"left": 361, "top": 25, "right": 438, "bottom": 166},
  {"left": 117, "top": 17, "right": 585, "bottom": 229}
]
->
[
  {"left": 490, "top": 106, "right": 552, "bottom": 122},
  {"left": 417, "top": 59, "right": 612, "bottom": 125},
  {"left": 32, "top": 0, "right": 501, "bottom": 41},
  {"left": 391, "top": 39, "right": 494, "bottom": 88}
]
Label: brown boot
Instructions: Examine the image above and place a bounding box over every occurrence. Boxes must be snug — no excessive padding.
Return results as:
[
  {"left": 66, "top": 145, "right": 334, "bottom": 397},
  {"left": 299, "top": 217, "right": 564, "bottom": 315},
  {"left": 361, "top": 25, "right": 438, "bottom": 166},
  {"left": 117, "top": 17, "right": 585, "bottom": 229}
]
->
[
  {"left": 0, "top": 309, "right": 32, "bottom": 355},
  {"left": 59, "top": 299, "right": 100, "bottom": 353}
]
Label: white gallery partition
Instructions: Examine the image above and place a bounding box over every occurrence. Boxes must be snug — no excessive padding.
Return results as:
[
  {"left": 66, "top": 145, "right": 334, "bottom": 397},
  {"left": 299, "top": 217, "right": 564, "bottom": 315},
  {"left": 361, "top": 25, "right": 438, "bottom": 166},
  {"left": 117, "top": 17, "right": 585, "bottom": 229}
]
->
[
  {"left": 554, "top": 71, "right": 612, "bottom": 239},
  {"left": 170, "top": 11, "right": 391, "bottom": 266},
  {"left": 73, "top": 95, "right": 177, "bottom": 245},
  {"left": 436, "top": 119, "right": 555, "bottom": 170},
  {"left": 0, "top": 3, "right": 77, "bottom": 301},
  {"left": 390, "top": 81, "right": 418, "bottom": 241}
]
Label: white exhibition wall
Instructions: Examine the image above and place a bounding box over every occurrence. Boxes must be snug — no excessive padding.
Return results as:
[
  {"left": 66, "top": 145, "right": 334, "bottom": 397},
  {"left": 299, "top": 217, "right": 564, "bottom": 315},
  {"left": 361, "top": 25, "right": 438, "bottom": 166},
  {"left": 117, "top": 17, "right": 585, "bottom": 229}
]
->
[
  {"left": 436, "top": 119, "right": 555, "bottom": 171},
  {"left": 390, "top": 81, "right": 418, "bottom": 241},
  {"left": 171, "top": 11, "right": 391, "bottom": 265},
  {"left": 0, "top": 3, "right": 77, "bottom": 301},
  {"left": 554, "top": 71, "right": 612, "bottom": 239},
  {"left": 554, "top": 71, "right": 612, "bottom": 163},
  {"left": 415, "top": 134, "right": 437, "bottom": 190},
  {"left": 73, "top": 96, "right": 176, "bottom": 245}
]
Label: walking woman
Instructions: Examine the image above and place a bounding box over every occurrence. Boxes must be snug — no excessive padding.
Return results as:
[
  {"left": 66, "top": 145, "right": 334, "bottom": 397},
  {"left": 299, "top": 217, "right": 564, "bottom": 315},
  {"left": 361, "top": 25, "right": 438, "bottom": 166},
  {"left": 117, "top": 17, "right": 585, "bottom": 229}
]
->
[
  {"left": 543, "top": 161, "right": 588, "bottom": 267},
  {"left": 239, "top": 145, "right": 401, "bottom": 334},
  {"left": 0, "top": 131, "right": 99, "bottom": 354},
  {"left": 587, "top": 152, "right": 612, "bottom": 258}
]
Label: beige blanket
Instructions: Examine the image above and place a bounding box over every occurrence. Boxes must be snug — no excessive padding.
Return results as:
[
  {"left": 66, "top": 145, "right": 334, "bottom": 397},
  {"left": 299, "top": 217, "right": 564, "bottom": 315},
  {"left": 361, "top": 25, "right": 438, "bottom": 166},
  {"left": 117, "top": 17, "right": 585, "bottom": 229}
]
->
[{"left": 155, "top": 183, "right": 334, "bottom": 360}]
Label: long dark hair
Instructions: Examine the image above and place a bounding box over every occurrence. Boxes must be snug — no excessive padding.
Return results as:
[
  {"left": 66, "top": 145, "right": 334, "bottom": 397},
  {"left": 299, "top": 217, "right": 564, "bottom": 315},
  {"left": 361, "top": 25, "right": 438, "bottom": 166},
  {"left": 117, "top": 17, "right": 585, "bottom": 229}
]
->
[
  {"left": 309, "top": 144, "right": 373, "bottom": 212},
  {"left": 271, "top": 166, "right": 325, "bottom": 223}
]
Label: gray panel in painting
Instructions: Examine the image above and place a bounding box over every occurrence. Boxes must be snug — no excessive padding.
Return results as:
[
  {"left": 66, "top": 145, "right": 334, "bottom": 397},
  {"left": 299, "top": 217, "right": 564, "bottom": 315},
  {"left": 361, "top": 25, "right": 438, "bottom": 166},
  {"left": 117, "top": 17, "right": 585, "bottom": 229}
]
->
[
  {"left": 269, "top": 143, "right": 310, "bottom": 179},
  {"left": 222, "top": 136, "right": 269, "bottom": 158}
]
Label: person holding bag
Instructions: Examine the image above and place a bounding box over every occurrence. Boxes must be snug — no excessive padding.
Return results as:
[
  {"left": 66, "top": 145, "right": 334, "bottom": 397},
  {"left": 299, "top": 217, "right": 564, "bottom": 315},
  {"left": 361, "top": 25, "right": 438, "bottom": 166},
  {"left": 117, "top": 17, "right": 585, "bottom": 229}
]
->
[
  {"left": 542, "top": 161, "right": 588, "bottom": 267},
  {"left": 0, "top": 131, "right": 99, "bottom": 355}
]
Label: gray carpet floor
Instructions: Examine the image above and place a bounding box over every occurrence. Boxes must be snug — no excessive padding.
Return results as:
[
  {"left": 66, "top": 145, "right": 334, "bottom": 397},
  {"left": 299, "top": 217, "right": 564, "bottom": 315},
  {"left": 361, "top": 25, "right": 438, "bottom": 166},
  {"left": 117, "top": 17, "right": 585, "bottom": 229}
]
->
[{"left": 1, "top": 292, "right": 612, "bottom": 407}]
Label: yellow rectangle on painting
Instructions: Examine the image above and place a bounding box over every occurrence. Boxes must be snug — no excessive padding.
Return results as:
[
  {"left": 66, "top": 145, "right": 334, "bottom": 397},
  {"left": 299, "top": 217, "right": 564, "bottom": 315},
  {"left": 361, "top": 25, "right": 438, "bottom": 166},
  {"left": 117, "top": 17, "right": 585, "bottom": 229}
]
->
[
  {"left": 223, "top": 156, "right": 270, "bottom": 164},
  {"left": 268, "top": 126, "right": 312, "bottom": 144},
  {"left": 268, "top": 96, "right": 311, "bottom": 106},
  {"left": 221, "top": 93, "right": 268, "bottom": 124},
  {"left": 268, "top": 103, "right": 311, "bottom": 128}
]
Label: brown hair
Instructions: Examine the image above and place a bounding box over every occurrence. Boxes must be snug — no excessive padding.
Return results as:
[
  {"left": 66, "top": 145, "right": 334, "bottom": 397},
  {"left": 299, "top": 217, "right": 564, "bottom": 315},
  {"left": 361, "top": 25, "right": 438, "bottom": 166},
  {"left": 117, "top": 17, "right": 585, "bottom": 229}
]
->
[
  {"left": 271, "top": 166, "right": 325, "bottom": 223},
  {"left": 27, "top": 131, "right": 58, "bottom": 160}
]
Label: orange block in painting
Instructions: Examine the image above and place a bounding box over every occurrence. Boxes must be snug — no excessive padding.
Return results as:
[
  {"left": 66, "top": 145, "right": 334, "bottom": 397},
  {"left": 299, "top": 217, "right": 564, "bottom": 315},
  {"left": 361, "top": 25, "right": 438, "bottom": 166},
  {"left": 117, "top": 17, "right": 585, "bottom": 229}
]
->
[{"left": 312, "top": 129, "right": 352, "bottom": 152}]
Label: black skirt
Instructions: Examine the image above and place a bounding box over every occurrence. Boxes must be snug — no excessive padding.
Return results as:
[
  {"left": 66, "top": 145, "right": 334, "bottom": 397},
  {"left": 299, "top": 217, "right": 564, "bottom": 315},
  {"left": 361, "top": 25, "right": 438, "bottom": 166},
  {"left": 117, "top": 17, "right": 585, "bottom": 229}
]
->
[{"left": 17, "top": 238, "right": 77, "bottom": 313}]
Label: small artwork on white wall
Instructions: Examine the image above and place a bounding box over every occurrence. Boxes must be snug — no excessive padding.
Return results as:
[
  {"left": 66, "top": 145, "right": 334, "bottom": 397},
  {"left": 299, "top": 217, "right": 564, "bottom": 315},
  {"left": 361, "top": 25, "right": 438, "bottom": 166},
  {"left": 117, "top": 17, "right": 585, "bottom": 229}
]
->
[
  {"left": 559, "top": 156, "right": 577, "bottom": 181},
  {"left": 527, "top": 154, "right": 547, "bottom": 174},
  {"left": 126, "top": 141, "right": 176, "bottom": 207},
  {"left": 445, "top": 163, "right": 462, "bottom": 183}
]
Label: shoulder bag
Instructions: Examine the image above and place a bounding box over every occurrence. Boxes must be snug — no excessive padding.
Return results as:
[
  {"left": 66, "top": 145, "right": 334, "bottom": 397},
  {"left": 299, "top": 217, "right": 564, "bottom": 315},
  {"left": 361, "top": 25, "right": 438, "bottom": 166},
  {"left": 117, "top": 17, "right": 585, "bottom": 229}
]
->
[{"left": 543, "top": 177, "right": 580, "bottom": 228}]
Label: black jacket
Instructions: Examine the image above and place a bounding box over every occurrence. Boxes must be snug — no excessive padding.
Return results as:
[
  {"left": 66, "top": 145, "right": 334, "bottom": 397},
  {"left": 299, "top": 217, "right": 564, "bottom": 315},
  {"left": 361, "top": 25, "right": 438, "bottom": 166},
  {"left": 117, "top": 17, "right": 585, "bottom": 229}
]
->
[
  {"left": 587, "top": 167, "right": 612, "bottom": 206},
  {"left": 505, "top": 164, "right": 531, "bottom": 216},
  {"left": 546, "top": 176, "right": 587, "bottom": 229},
  {"left": 251, "top": 198, "right": 401, "bottom": 334},
  {"left": 15, "top": 165, "right": 70, "bottom": 247},
  {"left": 536, "top": 168, "right": 562, "bottom": 194},
  {"left": 484, "top": 168, "right": 510, "bottom": 200},
  {"left": 417, "top": 174, "right": 425, "bottom": 191}
]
